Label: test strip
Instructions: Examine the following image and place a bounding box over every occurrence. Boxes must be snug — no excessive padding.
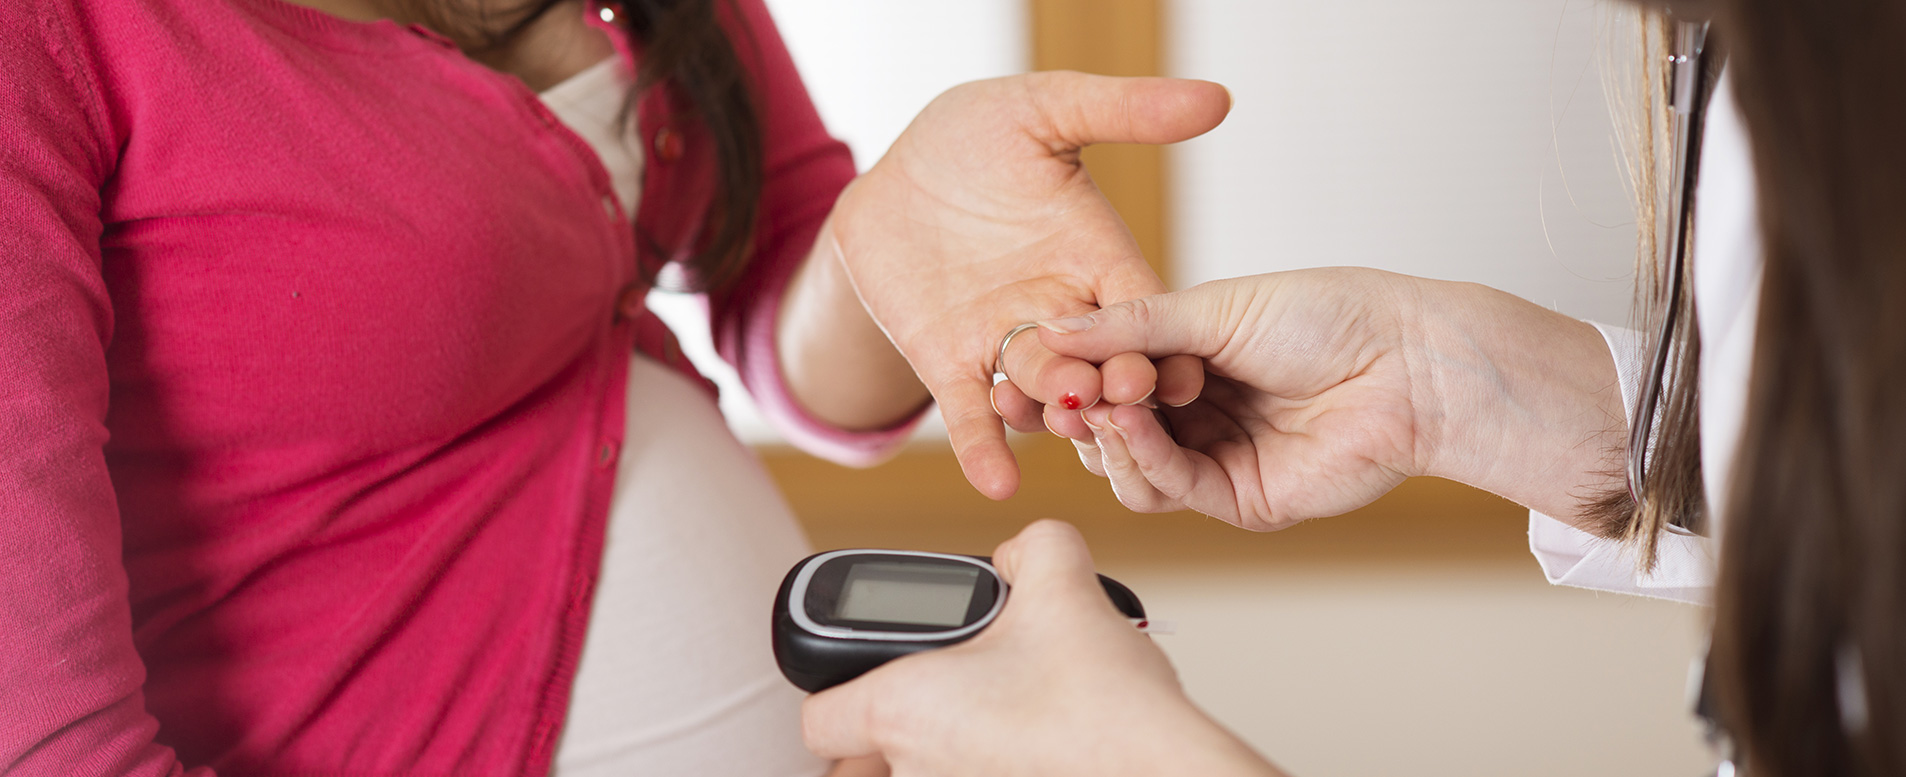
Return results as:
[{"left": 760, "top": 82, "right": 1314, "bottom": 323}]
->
[{"left": 1129, "top": 617, "right": 1176, "bottom": 635}]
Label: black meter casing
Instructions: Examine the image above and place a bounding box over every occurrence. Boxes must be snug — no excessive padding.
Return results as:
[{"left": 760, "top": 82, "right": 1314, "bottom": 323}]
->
[{"left": 772, "top": 549, "right": 1145, "bottom": 693}]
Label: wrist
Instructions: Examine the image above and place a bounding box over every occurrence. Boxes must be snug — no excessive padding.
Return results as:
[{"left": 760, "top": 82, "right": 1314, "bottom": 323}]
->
[
  {"left": 1405, "top": 279, "right": 1626, "bottom": 518},
  {"left": 1142, "top": 696, "right": 1287, "bottom": 777},
  {"left": 775, "top": 218, "right": 930, "bottom": 432}
]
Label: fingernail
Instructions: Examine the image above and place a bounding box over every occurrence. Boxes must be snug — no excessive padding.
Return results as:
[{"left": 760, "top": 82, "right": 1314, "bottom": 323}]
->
[
  {"left": 1081, "top": 413, "right": 1102, "bottom": 432},
  {"left": 1125, "top": 387, "right": 1156, "bottom": 407},
  {"left": 1105, "top": 414, "right": 1128, "bottom": 434},
  {"left": 1167, "top": 396, "right": 1198, "bottom": 408},
  {"left": 1036, "top": 316, "right": 1096, "bottom": 335},
  {"left": 1043, "top": 414, "right": 1062, "bottom": 437}
]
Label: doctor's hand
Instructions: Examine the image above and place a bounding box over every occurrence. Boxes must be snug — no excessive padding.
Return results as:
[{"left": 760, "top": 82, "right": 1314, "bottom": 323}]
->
[
  {"left": 801, "top": 520, "right": 1281, "bottom": 777},
  {"left": 830, "top": 72, "right": 1223, "bottom": 499},
  {"left": 1036, "top": 268, "right": 1627, "bottom": 530}
]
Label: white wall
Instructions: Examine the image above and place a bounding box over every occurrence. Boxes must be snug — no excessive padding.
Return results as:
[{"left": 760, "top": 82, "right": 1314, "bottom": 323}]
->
[
  {"left": 1169, "top": 0, "right": 1641, "bottom": 323},
  {"left": 760, "top": 0, "right": 1028, "bottom": 169},
  {"left": 647, "top": 0, "right": 1026, "bottom": 442},
  {"left": 1117, "top": 560, "right": 1710, "bottom": 777}
]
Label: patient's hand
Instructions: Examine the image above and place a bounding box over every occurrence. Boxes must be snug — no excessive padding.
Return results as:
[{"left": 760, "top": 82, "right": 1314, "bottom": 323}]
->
[{"left": 831, "top": 71, "right": 1225, "bottom": 499}]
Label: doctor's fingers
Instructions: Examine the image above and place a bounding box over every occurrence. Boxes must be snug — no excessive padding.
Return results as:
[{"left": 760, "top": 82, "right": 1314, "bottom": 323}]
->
[
  {"left": 801, "top": 677, "right": 883, "bottom": 760},
  {"left": 804, "top": 520, "right": 1110, "bottom": 760},
  {"left": 1093, "top": 402, "right": 1265, "bottom": 524},
  {"left": 1071, "top": 437, "right": 1108, "bottom": 478},
  {"left": 1081, "top": 404, "right": 1185, "bottom": 514},
  {"left": 1036, "top": 281, "right": 1253, "bottom": 365}
]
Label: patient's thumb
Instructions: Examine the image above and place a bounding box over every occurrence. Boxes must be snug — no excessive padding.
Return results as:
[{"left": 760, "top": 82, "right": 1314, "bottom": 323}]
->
[{"left": 1024, "top": 72, "right": 1231, "bottom": 150}]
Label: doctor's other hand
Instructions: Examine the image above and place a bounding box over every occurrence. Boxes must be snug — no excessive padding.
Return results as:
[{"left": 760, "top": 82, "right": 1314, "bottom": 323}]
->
[
  {"left": 830, "top": 72, "right": 1224, "bottom": 500},
  {"left": 801, "top": 520, "right": 1281, "bottom": 777},
  {"left": 1037, "top": 268, "right": 1625, "bottom": 531}
]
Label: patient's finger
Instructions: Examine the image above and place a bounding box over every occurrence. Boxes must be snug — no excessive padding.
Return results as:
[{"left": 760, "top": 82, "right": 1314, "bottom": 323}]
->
[
  {"left": 1044, "top": 404, "right": 1093, "bottom": 441},
  {"left": 1097, "top": 352, "right": 1158, "bottom": 406},
  {"left": 1000, "top": 325, "right": 1102, "bottom": 414},
  {"left": 991, "top": 379, "right": 1046, "bottom": 434},
  {"left": 943, "top": 380, "right": 1022, "bottom": 500},
  {"left": 1155, "top": 354, "right": 1205, "bottom": 407}
]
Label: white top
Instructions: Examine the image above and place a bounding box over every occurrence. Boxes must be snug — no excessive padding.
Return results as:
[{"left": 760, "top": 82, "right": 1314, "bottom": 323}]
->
[
  {"left": 1527, "top": 73, "right": 1761, "bottom": 605},
  {"left": 540, "top": 58, "right": 829, "bottom": 777}
]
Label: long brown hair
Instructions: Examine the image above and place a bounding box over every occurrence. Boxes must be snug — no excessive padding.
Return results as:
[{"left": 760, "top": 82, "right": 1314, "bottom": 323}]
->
[
  {"left": 418, "top": 0, "right": 765, "bottom": 293},
  {"left": 1601, "top": 1, "right": 1906, "bottom": 773},
  {"left": 1709, "top": 0, "right": 1906, "bottom": 772},
  {"left": 606, "top": 0, "right": 763, "bottom": 292}
]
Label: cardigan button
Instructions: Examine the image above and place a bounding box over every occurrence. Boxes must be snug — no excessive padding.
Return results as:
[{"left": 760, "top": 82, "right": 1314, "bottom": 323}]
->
[
  {"left": 615, "top": 284, "right": 645, "bottom": 321},
  {"left": 596, "top": 440, "right": 619, "bottom": 469},
  {"left": 654, "top": 127, "right": 684, "bottom": 162}
]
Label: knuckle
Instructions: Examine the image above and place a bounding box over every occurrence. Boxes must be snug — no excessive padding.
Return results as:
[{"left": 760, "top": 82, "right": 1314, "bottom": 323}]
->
[
  {"left": 1237, "top": 506, "right": 1299, "bottom": 533},
  {"left": 1108, "top": 477, "right": 1163, "bottom": 513},
  {"left": 1119, "top": 296, "right": 1156, "bottom": 331},
  {"left": 1119, "top": 492, "right": 1167, "bottom": 513}
]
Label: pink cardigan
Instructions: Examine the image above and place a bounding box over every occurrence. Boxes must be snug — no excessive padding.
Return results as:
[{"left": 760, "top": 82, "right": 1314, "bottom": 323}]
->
[{"left": 0, "top": 1, "right": 913, "bottom": 774}]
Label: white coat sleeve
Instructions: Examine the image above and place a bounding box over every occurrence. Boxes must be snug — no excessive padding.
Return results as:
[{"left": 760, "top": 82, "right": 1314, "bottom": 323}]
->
[{"left": 1525, "top": 321, "right": 1715, "bottom": 604}]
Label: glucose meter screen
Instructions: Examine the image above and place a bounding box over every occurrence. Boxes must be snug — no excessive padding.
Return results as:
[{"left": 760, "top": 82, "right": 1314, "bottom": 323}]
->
[{"left": 834, "top": 562, "right": 980, "bottom": 627}]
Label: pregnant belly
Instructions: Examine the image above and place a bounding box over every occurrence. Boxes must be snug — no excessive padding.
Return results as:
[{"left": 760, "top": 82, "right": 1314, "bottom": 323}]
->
[{"left": 554, "top": 355, "right": 827, "bottom": 777}]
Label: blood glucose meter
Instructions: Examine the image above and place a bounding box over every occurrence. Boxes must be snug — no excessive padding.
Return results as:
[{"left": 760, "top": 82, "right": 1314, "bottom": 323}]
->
[{"left": 772, "top": 549, "right": 1146, "bottom": 693}]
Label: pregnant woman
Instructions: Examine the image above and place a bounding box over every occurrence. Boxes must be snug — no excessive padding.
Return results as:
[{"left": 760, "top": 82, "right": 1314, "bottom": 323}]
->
[{"left": 0, "top": 1, "right": 1229, "bottom": 775}]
